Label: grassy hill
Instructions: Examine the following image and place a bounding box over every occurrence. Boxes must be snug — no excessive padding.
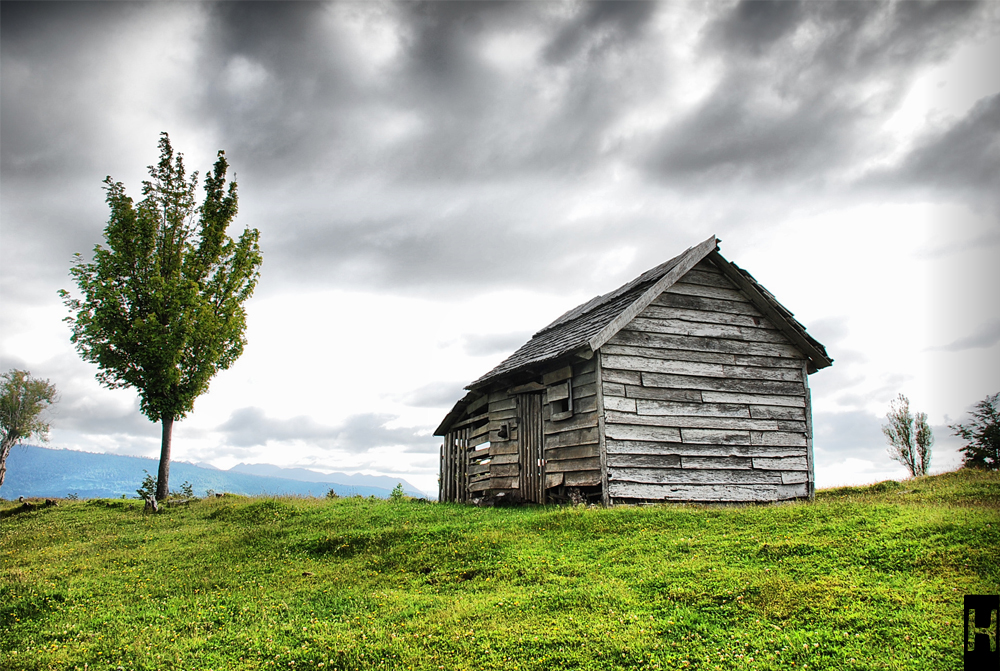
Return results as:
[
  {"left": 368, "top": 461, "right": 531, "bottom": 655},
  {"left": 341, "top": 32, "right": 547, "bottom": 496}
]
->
[{"left": 1, "top": 469, "right": 997, "bottom": 671}]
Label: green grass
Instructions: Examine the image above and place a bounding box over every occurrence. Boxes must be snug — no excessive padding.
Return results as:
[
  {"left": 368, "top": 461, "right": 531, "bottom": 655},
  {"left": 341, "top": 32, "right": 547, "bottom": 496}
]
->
[{"left": 1, "top": 470, "right": 997, "bottom": 671}]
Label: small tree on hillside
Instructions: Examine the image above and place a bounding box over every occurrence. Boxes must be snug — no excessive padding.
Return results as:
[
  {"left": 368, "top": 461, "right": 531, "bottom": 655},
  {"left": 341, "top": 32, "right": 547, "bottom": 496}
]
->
[
  {"left": 882, "top": 393, "right": 932, "bottom": 477},
  {"left": 950, "top": 392, "right": 1000, "bottom": 470},
  {"left": 62, "top": 133, "right": 262, "bottom": 500},
  {"left": 0, "top": 369, "right": 58, "bottom": 490}
]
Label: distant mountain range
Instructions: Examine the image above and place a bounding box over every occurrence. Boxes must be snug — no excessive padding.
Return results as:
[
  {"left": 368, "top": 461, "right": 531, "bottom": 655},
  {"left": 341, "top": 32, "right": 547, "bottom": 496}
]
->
[{"left": 1, "top": 445, "right": 430, "bottom": 500}]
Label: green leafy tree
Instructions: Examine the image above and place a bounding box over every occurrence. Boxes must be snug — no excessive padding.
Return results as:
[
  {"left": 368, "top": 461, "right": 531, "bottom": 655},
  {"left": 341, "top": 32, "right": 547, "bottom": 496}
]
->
[
  {"left": 62, "top": 133, "right": 262, "bottom": 500},
  {"left": 950, "top": 392, "right": 1000, "bottom": 470},
  {"left": 882, "top": 393, "right": 932, "bottom": 477},
  {"left": 390, "top": 482, "right": 405, "bottom": 503},
  {"left": 0, "top": 369, "right": 58, "bottom": 490}
]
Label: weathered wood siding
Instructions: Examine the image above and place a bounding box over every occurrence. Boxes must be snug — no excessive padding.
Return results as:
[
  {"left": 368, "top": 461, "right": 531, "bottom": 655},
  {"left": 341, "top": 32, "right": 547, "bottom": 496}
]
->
[
  {"left": 601, "top": 259, "right": 813, "bottom": 503},
  {"left": 542, "top": 358, "right": 601, "bottom": 490}
]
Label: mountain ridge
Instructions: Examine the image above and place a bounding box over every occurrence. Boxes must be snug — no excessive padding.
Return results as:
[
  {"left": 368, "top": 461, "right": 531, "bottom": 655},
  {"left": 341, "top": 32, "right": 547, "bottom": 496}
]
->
[{"left": 1, "top": 444, "right": 430, "bottom": 500}]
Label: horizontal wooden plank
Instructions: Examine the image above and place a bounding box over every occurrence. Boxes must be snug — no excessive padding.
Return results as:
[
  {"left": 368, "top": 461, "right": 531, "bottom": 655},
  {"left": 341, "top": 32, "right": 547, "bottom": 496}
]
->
[
  {"left": 664, "top": 281, "right": 750, "bottom": 303},
  {"left": 544, "top": 411, "right": 598, "bottom": 435},
  {"left": 489, "top": 441, "right": 518, "bottom": 456},
  {"left": 752, "top": 456, "right": 808, "bottom": 470},
  {"left": 606, "top": 410, "right": 780, "bottom": 431},
  {"left": 608, "top": 482, "right": 807, "bottom": 502},
  {"left": 605, "top": 396, "right": 637, "bottom": 412},
  {"left": 781, "top": 471, "right": 809, "bottom": 485},
  {"left": 468, "top": 462, "right": 491, "bottom": 476},
  {"left": 542, "top": 365, "right": 574, "bottom": 385},
  {"left": 733, "top": 354, "right": 805, "bottom": 369},
  {"left": 490, "top": 452, "right": 520, "bottom": 465},
  {"left": 628, "top": 316, "right": 789, "bottom": 344},
  {"left": 490, "top": 397, "right": 516, "bottom": 412},
  {"left": 546, "top": 382, "right": 570, "bottom": 403},
  {"left": 680, "top": 455, "right": 753, "bottom": 470},
  {"left": 776, "top": 420, "right": 807, "bottom": 432},
  {"left": 470, "top": 423, "right": 490, "bottom": 440},
  {"left": 722, "top": 365, "right": 802, "bottom": 382},
  {"left": 546, "top": 443, "right": 600, "bottom": 461},
  {"left": 604, "top": 353, "right": 725, "bottom": 377},
  {"left": 489, "top": 476, "right": 519, "bottom": 490},
  {"left": 602, "top": 368, "right": 642, "bottom": 385},
  {"left": 545, "top": 472, "right": 564, "bottom": 488},
  {"left": 679, "top": 428, "right": 751, "bottom": 445},
  {"left": 641, "top": 372, "right": 805, "bottom": 396},
  {"left": 573, "top": 381, "right": 597, "bottom": 400},
  {"left": 749, "top": 405, "right": 806, "bottom": 420},
  {"left": 602, "top": 382, "right": 627, "bottom": 397},
  {"left": 624, "top": 386, "right": 704, "bottom": 402},
  {"left": 564, "top": 470, "right": 601, "bottom": 487},
  {"left": 469, "top": 480, "right": 492, "bottom": 492},
  {"left": 574, "top": 395, "right": 598, "bottom": 414},
  {"left": 490, "top": 406, "right": 517, "bottom": 421},
  {"left": 640, "top": 304, "right": 775, "bottom": 329},
  {"left": 546, "top": 456, "right": 601, "bottom": 474},
  {"left": 606, "top": 453, "right": 682, "bottom": 468},
  {"left": 677, "top": 267, "right": 732, "bottom": 288},
  {"left": 604, "top": 424, "right": 682, "bottom": 442},
  {"left": 751, "top": 431, "right": 808, "bottom": 447},
  {"left": 635, "top": 400, "right": 749, "bottom": 418},
  {"left": 545, "top": 426, "right": 600, "bottom": 450},
  {"left": 611, "top": 328, "right": 804, "bottom": 358},
  {"left": 605, "top": 439, "right": 804, "bottom": 458},
  {"left": 701, "top": 391, "right": 806, "bottom": 408},
  {"left": 491, "top": 463, "right": 519, "bottom": 477},
  {"left": 574, "top": 358, "right": 597, "bottom": 375},
  {"left": 608, "top": 467, "right": 783, "bottom": 485},
  {"left": 470, "top": 446, "right": 490, "bottom": 460},
  {"left": 602, "top": 341, "right": 737, "bottom": 365},
  {"left": 651, "top": 292, "right": 764, "bottom": 318}
]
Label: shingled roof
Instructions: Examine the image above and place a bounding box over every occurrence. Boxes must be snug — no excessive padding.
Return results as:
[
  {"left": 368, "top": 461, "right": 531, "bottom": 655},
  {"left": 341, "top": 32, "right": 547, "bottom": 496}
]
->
[{"left": 464, "top": 235, "right": 832, "bottom": 394}]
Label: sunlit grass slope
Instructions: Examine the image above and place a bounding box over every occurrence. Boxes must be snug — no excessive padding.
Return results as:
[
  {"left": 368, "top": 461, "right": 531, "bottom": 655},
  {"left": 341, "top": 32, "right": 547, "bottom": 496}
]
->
[{"left": 2, "top": 469, "right": 997, "bottom": 671}]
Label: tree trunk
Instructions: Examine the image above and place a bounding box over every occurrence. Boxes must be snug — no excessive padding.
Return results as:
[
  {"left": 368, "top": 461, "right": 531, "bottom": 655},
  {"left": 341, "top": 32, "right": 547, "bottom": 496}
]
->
[
  {"left": 0, "top": 434, "right": 16, "bottom": 490},
  {"left": 156, "top": 415, "right": 174, "bottom": 501}
]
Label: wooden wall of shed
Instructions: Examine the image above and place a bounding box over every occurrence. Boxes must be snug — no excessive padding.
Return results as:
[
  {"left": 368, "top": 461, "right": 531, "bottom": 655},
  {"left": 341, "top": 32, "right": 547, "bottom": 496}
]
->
[
  {"left": 542, "top": 357, "right": 601, "bottom": 490},
  {"left": 600, "top": 259, "right": 813, "bottom": 503}
]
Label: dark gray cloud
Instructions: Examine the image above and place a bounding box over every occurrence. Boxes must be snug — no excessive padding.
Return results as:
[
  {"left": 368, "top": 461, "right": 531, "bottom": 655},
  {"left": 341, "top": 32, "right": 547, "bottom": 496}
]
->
[
  {"left": 881, "top": 93, "right": 1000, "bottom": 197},
  {"left": 649, "top": 1, "right": 985, "bottom": 185},
  {"left": 932, "top": 319, "right": 1000, "bottom": 352},
  {"left": 217, "top": 406, "right": 437, "bottom": 452}
]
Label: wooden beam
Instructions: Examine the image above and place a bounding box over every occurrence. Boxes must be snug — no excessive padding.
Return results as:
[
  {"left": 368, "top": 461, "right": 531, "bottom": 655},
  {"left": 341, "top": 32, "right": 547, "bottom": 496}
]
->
[{"left": 588, "top": 235, "right": 718, "bottom": 352}]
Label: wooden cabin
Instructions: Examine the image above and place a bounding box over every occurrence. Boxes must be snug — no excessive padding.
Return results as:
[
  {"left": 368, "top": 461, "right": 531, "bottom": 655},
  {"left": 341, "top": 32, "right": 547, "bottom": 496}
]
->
[{"left": 436, "top": 235, "right": 832, "bottom": 505}]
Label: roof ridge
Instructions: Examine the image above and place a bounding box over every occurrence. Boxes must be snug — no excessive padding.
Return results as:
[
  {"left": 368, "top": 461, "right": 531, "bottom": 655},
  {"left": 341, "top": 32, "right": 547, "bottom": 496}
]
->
[{"left": 535, "top": 248, "right": 690, "bottom": 336}]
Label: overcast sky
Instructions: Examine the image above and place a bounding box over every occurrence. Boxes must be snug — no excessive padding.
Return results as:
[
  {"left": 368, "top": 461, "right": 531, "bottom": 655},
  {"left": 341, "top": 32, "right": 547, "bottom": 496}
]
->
[{"left": 2, "top": 1, "right": 998, "bottom": 496}]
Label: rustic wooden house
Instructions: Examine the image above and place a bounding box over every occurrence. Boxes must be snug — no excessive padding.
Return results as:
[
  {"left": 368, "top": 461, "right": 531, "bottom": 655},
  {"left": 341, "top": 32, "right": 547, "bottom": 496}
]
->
[{"left": 436, "top": 235, "right": 832, "bottom": 505}]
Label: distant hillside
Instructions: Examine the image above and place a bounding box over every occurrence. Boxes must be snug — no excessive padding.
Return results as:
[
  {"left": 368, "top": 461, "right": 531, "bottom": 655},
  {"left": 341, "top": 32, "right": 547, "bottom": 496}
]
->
[{"left": 0, "top": 445, "right": 428, "bottom": 500}]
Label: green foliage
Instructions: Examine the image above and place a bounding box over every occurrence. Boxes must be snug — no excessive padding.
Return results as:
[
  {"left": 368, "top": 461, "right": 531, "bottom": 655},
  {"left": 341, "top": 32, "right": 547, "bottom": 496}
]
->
[
  {"left": 951, "top": 392, "right": 1000, "bottom": 470},
  {"left": 390, "top": 482, "right": 405, "bottom": 503},
  {"left": 179, "top": 481, "right": 195, "bottom": 498},
  {"left": 65, "top": 493, "right": 79, "bottom": 501},
  {"left": 61, "top": 133, "right": 262, "bottom": 499},
  {"left": 882, "top": 394, "right": 933, "bottom": 477},
  {"left": 326, "top": 488, "right": 339, "bottom": 500},
  {"left": 135, "top": 469, "right": 157, "bottom": 500},
  {"left": 1, "top": 469, "right": 997, "bottom": 670},
  {"left": 0, "top": 369, "right": 58, "bottom": 490}
]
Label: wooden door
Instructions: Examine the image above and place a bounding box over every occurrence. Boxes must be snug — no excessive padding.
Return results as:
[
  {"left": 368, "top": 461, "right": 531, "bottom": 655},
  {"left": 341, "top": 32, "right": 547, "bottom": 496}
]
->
[{"left": 517, "top": 393, "right": 545, "bottom": 503}]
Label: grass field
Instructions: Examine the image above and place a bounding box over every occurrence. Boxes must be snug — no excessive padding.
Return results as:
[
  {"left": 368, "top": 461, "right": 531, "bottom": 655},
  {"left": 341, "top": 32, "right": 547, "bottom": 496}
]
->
[{"left": 1, "top": 469, "right": 998, "bottom": 671}]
